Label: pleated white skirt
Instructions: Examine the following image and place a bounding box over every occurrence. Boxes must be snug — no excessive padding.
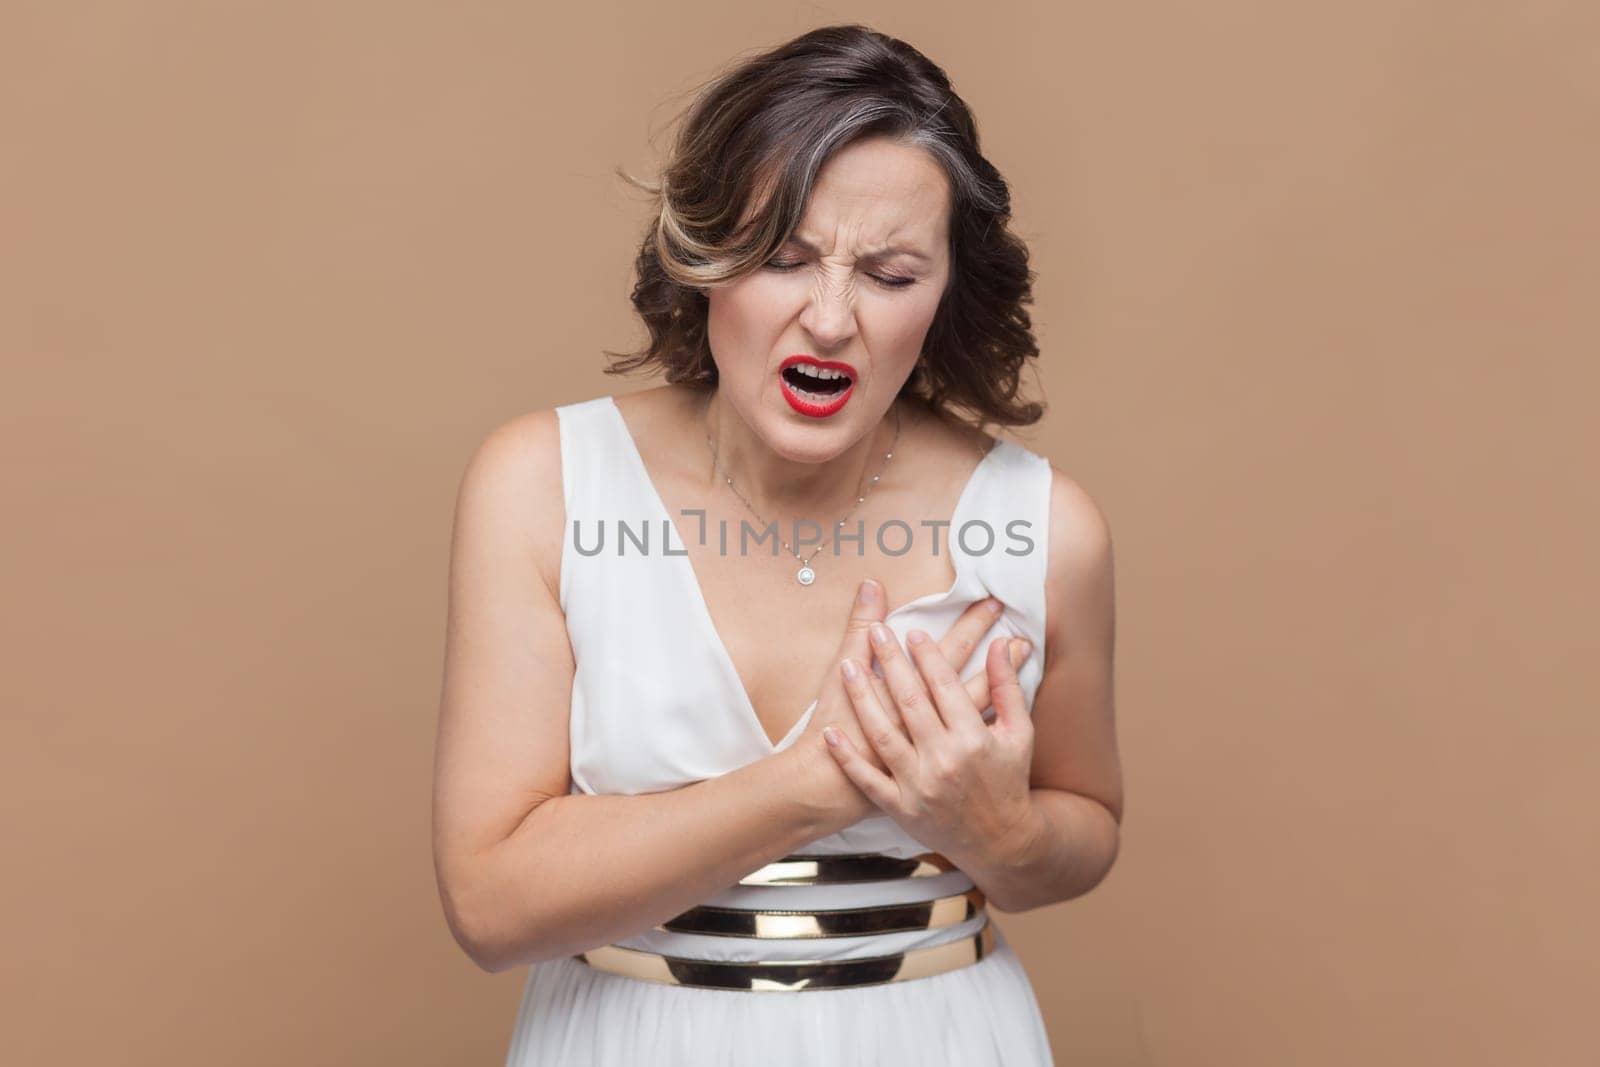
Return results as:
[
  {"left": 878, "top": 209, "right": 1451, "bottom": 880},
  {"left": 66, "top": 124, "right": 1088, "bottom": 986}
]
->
[{"left": 503, "top": 921, "right": 1054, "bottom": 1066}]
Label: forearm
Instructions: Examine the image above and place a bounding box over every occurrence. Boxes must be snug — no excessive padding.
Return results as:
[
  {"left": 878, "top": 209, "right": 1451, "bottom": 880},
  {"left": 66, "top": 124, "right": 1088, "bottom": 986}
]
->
[
  {"left": 956, "top": 787, "right": 1121, "bottom": 913},
  {"left": 462, "top": 746, "right": 831, "bottom": 971}
]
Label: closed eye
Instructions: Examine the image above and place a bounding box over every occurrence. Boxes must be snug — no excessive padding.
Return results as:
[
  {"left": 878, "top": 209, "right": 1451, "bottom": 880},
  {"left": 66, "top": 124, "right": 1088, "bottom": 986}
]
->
[{"left": 763, "top": 258, "right": 917, "bottom": 290}]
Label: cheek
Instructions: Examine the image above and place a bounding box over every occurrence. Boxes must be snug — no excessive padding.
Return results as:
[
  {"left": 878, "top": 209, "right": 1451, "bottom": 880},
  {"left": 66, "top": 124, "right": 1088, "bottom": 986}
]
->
[
  {"left": 868, "top": 295, "right": 941, "bottom": 359},
  {"left": 706, "top": 278, "right": 797, "bottom": 387},
  {"left": 709, "top": 276, "right": 794, "bottom": 341}
]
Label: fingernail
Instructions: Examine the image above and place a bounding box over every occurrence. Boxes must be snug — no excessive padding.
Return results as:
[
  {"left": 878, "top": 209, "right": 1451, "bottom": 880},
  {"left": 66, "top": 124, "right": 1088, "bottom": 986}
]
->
[
  {"left": 857, "top": 580, "right": 877, "bottom": 606},
  {"left": 870, "top": 622, "right": 892, "bottom": 645},
  {"left": 985, "top": 597, "right": 1003, "bottom": 615},
  {"left": 841, "top": 658, "right": 860, "bottom": 680},
  {"left": 823, "top": 726, "right": 840, "bottom": 748},
  {"left": 1013, "top": 638, "right": 1033, "bottom": 656},
  {"left": 907, "top": 629, "right": 928, "bottom": 646}
]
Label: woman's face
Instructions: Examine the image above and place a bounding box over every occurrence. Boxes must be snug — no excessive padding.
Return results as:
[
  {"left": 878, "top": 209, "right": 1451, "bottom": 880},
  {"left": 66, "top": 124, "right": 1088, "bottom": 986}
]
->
[{"left": 706, "top": 135, "right": 953, "bottom": 463}]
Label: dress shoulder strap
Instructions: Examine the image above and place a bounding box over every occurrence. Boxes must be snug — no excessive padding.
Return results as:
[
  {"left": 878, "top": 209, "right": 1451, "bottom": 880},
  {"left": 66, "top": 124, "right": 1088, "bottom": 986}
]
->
[
  {"left": 960, "top": 436, "right": 1054, "bottom": 649},
  {"left": 552, "top": 396, "right": 647, "bottom": 614}
]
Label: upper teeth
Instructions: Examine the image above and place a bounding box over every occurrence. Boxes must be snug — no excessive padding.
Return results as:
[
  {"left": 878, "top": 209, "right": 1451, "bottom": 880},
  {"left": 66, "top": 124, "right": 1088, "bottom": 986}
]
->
[{"left": 792, "top": 364, "right": 848, "bottom": 381}]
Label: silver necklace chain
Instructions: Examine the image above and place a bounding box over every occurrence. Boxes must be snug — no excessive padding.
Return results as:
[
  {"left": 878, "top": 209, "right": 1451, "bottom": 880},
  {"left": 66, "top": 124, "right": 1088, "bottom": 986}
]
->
[{"left": 703, "top": 396, "right": 902, "bottom": 586}]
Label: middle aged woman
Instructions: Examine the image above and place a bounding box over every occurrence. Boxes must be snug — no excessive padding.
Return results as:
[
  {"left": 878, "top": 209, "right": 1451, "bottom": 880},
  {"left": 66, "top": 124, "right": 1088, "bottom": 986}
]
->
[{"left": 433, "top": 23, "right": 1122, "bottom": 1066}]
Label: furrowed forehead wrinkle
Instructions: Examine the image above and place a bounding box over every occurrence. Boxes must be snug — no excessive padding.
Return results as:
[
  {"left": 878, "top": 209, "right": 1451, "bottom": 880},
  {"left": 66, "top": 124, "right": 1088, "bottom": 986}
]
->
[{"left": 785, "top": 233, "right": 932, "bottom": 264}]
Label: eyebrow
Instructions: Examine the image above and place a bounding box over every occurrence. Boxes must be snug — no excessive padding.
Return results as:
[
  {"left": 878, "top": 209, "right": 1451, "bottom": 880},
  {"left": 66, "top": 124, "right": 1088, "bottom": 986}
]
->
[{"left": 785, "top": 234, "right": 932, "bottom": 264}]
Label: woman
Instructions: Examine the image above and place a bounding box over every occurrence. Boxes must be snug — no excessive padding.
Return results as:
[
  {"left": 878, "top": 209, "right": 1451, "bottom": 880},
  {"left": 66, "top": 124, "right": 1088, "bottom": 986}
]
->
[{"left": 432, "top": 24, "right": 1121, "bottom": 1066}]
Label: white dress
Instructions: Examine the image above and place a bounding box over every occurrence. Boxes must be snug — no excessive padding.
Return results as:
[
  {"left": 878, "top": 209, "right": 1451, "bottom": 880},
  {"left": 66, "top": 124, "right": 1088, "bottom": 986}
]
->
[{"left": 504, "top": 395, "right": 1057, "bottom": 1066}]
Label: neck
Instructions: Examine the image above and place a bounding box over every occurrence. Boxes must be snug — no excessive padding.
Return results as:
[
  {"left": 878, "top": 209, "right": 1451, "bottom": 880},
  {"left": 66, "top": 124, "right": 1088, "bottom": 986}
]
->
[{"left": 701, "top": 389, "right": 904, "bottom": 518}]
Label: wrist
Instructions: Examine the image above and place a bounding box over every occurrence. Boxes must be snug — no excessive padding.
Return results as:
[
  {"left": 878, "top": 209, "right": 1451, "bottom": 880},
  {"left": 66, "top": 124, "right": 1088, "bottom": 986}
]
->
[
  {"left": 777, "top": 738, "right": 857, "bottom": 838},
  {"left": 940, "top": 797, "right": 1051, "bottom": 914}
]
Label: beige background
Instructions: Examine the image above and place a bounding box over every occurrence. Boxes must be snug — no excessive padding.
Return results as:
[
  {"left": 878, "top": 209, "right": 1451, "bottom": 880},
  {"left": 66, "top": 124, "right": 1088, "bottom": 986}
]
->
[{"left": 4, "top": 2, "right": 1596, "bottom": 1064}]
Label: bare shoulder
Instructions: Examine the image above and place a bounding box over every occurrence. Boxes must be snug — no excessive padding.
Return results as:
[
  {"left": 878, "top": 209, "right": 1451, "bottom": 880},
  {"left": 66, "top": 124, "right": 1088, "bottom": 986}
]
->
[
  {"left": 1024, "top": 461, "right": 1121, "bottom": 818},
  {"left": 1041, "top": 463, "right": 1115, "bottom": 663},
  {"left": 612, "top": 383, "right": 711, "bottom": 454},
  {"left": 454, "top": 407, "right": 566, "bottom": 603},
  {"left": 900, "top": 399, "right": 1001, "bottom": 470}
]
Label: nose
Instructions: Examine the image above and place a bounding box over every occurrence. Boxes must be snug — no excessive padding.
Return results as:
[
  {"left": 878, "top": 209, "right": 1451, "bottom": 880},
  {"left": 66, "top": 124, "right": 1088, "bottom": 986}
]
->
[{"left": 796, "top": 274, "right": 858, "bottom": 351}]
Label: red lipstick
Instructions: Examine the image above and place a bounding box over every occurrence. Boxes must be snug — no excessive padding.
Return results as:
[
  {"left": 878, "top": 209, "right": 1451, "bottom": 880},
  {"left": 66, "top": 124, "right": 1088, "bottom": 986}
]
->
[{"left": 778, "top": 354, "right": 856, "bottom": 418}]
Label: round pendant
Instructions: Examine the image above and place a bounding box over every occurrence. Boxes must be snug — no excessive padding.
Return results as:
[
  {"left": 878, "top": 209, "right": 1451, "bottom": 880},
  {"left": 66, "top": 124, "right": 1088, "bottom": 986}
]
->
[{"left": 796, "top": 565, "right": 816, "bottom": 586}]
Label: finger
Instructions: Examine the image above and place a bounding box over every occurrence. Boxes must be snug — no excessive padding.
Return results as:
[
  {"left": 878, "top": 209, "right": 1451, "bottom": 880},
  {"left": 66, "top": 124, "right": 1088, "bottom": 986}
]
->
[
  {"left": 868, "top": 621, "right": 943, "bottom": 747},
  {"left": 842, "top": 579, "right": 887, "bottom": 638},
  {"left": 937, "top": 595, "right": 1006, "bottom": 676},
  {"left": 986, "top": 636, "right": 1031, "bottom": 734},
  {"left": 839, "top": 656, "right": 917, "bottom": 777},
  {"left": 822, "top": 724, "right": 898, "bottom": 811},
  {"left": 837, "top": 579, "right": 887, "bottom": 669},
  {"left": 905, "top": 627, "right": 987, "bottom": 739},
  {"left": 868, "top": 670, "right": 906, "bottom": 732},
  {"left": 962, "top": 638, "right": 1031, "bottom": 717}
]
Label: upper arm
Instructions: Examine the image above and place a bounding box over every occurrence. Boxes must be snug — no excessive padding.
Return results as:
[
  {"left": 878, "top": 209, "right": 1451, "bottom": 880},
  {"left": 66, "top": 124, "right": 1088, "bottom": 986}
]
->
[
  {"left": 1028, "top": 466, "right": 1122, "bottom": 823},
  {"left": 431, "top": 409, "right": 575, "bottom": 953}
]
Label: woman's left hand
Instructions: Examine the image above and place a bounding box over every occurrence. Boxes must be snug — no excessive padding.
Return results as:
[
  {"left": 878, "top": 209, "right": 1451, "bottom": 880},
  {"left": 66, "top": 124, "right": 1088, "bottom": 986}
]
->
[{"left": 824, "top": 622, "right": 1038, "bottom": 862}]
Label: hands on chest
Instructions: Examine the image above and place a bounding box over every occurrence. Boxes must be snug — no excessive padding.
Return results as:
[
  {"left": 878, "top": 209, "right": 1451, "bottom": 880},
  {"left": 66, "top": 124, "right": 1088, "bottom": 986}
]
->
[{"left": 793, "top": 578, "right": 1034, "bottom": 841}]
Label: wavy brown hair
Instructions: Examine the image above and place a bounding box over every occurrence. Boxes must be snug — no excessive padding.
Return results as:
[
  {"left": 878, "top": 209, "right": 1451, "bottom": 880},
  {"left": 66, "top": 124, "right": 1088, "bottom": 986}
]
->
[{"left": 604, "top": 23, "right": 1043, "bottom": 429}]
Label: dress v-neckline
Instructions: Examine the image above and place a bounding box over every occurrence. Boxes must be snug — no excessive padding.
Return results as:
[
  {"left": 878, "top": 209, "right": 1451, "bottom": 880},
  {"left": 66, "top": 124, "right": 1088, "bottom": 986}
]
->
[{"left": 604, "top": 395, "right": 1001, "bottom": 752}]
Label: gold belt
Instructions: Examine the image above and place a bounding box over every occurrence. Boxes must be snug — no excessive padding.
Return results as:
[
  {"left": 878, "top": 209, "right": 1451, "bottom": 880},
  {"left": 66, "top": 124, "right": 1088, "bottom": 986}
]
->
[{"left": 571, "top": 851, "right": 996, "bottom": 992}]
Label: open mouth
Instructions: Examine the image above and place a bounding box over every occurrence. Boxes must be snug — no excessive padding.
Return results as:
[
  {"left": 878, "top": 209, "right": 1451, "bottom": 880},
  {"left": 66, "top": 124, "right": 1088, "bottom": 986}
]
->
[{"left": 780, "top": 363, "right": 853, "bottom": 401}]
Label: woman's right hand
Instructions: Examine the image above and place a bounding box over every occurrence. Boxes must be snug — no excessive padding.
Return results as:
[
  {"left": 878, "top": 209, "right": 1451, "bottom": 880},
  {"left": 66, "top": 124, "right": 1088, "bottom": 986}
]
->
[{"left": 790, "top": 578, "right": 1031, "bottom": 837}]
